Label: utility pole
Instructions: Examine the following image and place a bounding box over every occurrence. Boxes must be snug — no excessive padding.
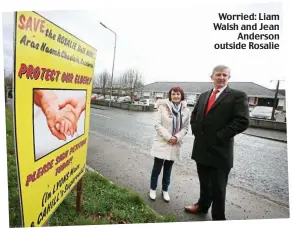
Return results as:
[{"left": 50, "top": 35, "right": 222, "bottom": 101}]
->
[
  {"left": 270, "top": 80, "right": 285, "bottom": 121},
  {"left": 100, "top": 22, "right": 117, "bottom": 107}
]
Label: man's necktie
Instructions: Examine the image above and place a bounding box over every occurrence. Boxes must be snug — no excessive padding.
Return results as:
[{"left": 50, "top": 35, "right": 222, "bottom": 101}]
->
[{"left": 205, "top": 89, "right": 220, "bottom": 115}]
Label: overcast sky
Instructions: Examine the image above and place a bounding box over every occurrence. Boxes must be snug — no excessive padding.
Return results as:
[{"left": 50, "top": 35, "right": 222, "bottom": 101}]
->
[{"left": 2, "top": 1, "right": 284, "bottom": 89}]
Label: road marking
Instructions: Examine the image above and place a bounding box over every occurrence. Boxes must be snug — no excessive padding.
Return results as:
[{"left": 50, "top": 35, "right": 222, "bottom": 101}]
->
[
  {"left": 137, "top": 123, "right": 153, "bottom": 128},
  {"left": 90, "top": 112, "right": 111, "bottom": 119},
  {"left": 90, "top": 112, "right": 153, "bottom": 126}
]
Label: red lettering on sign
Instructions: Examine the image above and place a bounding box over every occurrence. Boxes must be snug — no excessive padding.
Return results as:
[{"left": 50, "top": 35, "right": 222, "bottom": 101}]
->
[
  {"left": 17, "top": 14, "right": 46, "bottom": 33},
  {"left": 18, "top": 63, "right": 27, "bottom": 78},
  {"left": 18, "top": 14, "right": 26, "bottom": 30},
  {"left": 25, "top": 160, "right": 54, "bottom": 187},
  {"left": 17, "top": 63, "right": 62, "bottom": 82}
]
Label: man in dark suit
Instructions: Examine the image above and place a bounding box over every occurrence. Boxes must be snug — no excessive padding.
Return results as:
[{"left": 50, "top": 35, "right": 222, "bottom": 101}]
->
[{"left": 184, "top": 65, "right": 249, "bottom": 220}]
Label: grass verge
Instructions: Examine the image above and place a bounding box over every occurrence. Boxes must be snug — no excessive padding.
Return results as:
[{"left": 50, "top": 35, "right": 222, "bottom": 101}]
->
[{"left": 5, "top": 108, "right": 176, "bottom": 227}]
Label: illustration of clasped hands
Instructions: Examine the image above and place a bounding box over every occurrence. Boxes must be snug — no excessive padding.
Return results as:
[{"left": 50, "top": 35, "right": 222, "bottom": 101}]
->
[{"left": 34, "top": 90, "right": 86, "bottom": 141}]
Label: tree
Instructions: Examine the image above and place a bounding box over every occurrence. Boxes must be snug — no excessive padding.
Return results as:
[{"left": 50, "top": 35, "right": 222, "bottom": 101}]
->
[
  {"left": 92, "top": 74, "right": 99, "bottom": 89},
  {"left": 97, "top": 71, "right": 110, "bottom": 98},
  {"left": 4, "top": 69, "right": 13, "bottom": 103},
  {"left": 120, "top": 69, "right": 144, "bottom": 100},
  {"left": 111, "top": 77, "right": 122, "bottom": 96}
]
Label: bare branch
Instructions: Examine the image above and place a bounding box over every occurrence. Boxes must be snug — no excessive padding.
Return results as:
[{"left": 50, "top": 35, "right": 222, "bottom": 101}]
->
[
  {"left": 120, "top": 69, "right": 144, "bottom": 99},
  {"left": 97, "top": 71, "right": 111, "bottom": 97}
]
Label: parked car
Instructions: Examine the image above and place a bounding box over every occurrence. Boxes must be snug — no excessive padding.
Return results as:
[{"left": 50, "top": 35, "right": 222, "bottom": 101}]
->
[
  {"left": 138, "top": 99, "right": 153, "bottom": 105},
  {"left": 138, "top": 99, "right": 147, "bottom": 105},
  {"left": 104, "top": 96, "right": 115, "bottom": 101},
  {"left": 139, "top": 98, "right": 157, "bottom": 108},
  {"left": 249, "top": 106, "right": 279, "bottom": 120},
  {"left": 186, "top": 98, "right": 196, "bottom": 106},
  {"left": 96, "top": 96, "right": 105, "bottom": 100},
  {"left": 91, "top": 93, "right": 97, "bottom": 100},
  {"left": 249, "top": 106, "right": 254, "bottom": 112},
  {"left": 134, "top": 97, "right": 141, "bottom": 102},
  {"left": 117, "top": 96, "right": 132, "bottom": 103}
]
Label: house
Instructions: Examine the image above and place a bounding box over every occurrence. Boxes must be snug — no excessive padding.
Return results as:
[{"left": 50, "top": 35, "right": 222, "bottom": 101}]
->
[{"left": 139, "top": 82, "right": 286, "bottom": 110}]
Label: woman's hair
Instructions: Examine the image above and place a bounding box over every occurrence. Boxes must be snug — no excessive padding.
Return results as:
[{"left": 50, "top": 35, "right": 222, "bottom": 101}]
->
[{"left": 168, "top": 86, "right": 185, "bottom": 101}]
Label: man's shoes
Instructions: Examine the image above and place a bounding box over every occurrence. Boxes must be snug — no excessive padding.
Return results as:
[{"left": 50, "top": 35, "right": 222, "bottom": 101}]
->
[
  {"left": 184, "top": 204, "right": 208, "bottom": 214},
  {"left": 149, "top": 189, "right": 156, "bottom": 200},
  {"left": 162, "top": 191, "right": 170, "bottom": 202}
]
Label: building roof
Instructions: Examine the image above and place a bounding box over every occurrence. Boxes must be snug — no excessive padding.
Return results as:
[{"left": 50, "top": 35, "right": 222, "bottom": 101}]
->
[
  {"left": 272, "top": 89, "right": 285, "bottom": 97},
  {"left": 143, "top": 82, "right": 285, "bottom": 99}
]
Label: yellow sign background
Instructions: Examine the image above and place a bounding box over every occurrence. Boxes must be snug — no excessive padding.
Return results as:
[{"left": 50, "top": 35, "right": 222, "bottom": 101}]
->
[{"left": 14, "top": 11, "right": 97, "bottom": 227}]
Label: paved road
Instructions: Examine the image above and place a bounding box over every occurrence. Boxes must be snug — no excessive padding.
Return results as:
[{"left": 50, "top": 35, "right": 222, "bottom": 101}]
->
[
  {"left": 86, "top": 106, "right": 289, "bottom": 221},
  {"left": 243, "top": 127, "right": 287, "bottom": 142},
  {"left": 186, "top": 105, "right": 287, "bottom": 142}
]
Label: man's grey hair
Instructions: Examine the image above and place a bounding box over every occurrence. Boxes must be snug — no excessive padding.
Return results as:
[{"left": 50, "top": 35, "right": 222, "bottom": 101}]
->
[{"left": 212, "top": 65, "right": 230, "bottom": 76}]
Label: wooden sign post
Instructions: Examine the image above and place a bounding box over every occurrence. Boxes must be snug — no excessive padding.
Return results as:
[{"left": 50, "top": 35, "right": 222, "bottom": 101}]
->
[{"left": 76, "top": 177, "right": 84, "bottom": 212}]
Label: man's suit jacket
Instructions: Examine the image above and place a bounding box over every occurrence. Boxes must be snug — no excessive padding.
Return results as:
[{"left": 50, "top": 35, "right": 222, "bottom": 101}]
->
[{"left": 191, "top": 86, "right": 249, "bottom": 169}]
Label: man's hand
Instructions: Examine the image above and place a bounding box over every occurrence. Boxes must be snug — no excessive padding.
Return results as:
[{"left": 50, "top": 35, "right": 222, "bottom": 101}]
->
[{"left": 168, "top": 136, "right": 178, "bottom": 145}]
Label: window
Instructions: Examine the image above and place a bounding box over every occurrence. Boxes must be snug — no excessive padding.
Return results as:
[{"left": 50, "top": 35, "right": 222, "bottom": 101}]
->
[{"left": 248, "top": 97, "right": 256, "bottom": 105}]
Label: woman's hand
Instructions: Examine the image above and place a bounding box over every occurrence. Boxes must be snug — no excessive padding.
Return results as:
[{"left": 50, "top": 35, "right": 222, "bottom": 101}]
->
[
  {"left": 59, "top": 96, "right": 86, "bottom": 127},
  {"left": 34, "top": 90, "right": 77, "bottom": 141}
]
